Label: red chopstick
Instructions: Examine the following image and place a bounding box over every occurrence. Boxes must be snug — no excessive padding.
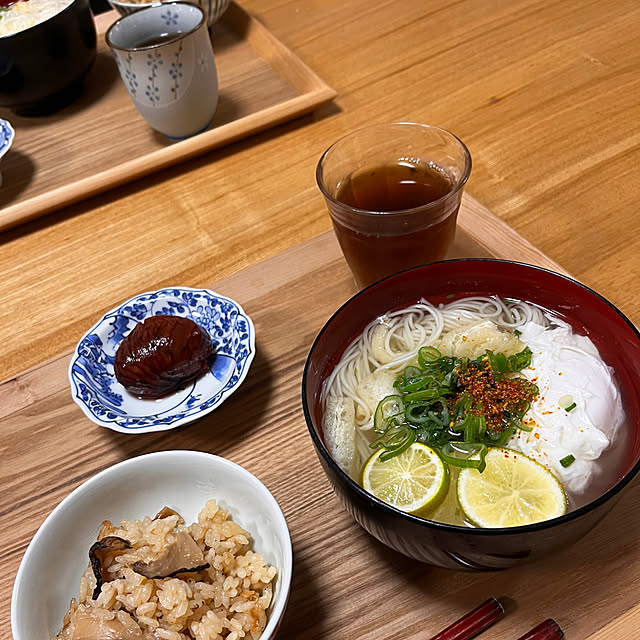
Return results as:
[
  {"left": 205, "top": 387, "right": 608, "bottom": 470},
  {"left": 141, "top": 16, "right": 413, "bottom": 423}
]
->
[
  {"left": 515, "top": 618, "right": 564, "bottom": 640},
  {"left": 429, "top": 597, "right": 505, "bottom": 640}
]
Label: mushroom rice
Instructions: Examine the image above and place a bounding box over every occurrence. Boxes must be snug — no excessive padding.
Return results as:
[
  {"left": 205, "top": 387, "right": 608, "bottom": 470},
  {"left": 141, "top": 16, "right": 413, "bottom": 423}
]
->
[{"left": 54, "top": 500, "right": 277, "bottom": 640}]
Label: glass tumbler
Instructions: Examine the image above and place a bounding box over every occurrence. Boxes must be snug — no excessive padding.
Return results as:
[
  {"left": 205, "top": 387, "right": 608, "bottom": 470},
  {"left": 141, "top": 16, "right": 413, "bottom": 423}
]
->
[{"left": 316, "top": 122, "right": 472, "bottom": 289}]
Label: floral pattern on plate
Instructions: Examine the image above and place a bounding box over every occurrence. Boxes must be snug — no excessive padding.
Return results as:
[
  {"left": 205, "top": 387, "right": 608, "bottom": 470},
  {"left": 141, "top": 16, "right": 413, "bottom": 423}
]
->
[
  {"left": 0, "top": 118, "right": 14, "bottom": 159},
  {"left": 0, "top": 118, "right": 14, "bottom": 186},
  {"left": 68, "top": 287, "right": 255, "bottom": 433}
]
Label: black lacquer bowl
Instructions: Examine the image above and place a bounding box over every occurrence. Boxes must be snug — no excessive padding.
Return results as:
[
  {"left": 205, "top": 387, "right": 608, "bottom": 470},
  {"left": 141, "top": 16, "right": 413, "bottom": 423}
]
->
[
  {"left": 0, "top": 0, "right": 97, "bottom": 116},
  {"left": 302, "top": 259, "right": 640, "bottom": 570}
]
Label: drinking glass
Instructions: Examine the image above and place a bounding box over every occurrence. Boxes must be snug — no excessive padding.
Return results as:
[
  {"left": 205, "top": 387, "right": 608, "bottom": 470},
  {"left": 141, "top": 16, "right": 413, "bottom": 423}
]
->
[{"left": 316, "top": 122, "right": 472, "bottom": 289}]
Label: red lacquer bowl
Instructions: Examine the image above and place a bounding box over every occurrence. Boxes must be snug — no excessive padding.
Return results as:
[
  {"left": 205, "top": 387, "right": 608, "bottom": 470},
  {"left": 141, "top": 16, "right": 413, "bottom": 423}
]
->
[{"left": 302, "top": 259, "right": 640, "bottom": 570}]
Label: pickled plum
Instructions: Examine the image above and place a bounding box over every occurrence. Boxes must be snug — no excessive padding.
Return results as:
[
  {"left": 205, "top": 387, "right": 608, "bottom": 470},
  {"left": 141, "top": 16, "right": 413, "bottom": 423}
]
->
[{"left": 114, "top": 315, "right": 214, "bottom": 398}]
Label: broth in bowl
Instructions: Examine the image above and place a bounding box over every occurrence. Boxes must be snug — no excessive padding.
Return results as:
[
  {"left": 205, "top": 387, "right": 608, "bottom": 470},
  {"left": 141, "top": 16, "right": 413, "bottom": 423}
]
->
[
  {"left": 302, "top": 259, "right": 640, "bottom": 569},
  {"left": 321, "top": 295, "right": 627, "bottom": 528}
]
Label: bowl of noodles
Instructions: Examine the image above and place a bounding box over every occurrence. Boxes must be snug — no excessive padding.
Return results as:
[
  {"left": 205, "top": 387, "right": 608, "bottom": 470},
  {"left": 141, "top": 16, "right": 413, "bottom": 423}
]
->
[
  {"left": 302, "top": 259, "right": 640, "bottom": 570},
  {"left": 0, "top": 0, "right": 97, "bottom": 116}
]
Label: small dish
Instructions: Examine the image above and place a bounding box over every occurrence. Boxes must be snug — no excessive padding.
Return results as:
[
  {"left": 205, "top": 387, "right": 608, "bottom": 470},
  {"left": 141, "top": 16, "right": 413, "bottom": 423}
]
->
[
  {"left": 11, "top": 450, "right": 293, "bottom": 640},
  {"left": 69, "top": 286, "right": 255, "bottom": 433},
  {"left": 0, "top": 119, "right": 14, "bottom": 158},
  {"left": 0, "top": 118, "right": 15, "bottom": 186}
]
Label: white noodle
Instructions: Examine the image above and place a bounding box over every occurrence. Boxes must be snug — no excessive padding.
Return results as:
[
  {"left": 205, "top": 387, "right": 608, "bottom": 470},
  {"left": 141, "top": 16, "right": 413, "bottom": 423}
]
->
[{"left": 321, "top": 295, "right": 548, "bottom": 442}]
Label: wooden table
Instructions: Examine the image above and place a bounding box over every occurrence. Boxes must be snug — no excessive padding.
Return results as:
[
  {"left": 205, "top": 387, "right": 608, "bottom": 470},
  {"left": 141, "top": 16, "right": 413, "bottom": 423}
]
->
[{"left": 1, "top": 1, "right": 639, "bottom": 639}]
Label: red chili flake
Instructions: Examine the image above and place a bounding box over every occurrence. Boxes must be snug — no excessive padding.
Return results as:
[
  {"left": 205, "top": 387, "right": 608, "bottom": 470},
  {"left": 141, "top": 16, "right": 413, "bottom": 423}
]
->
[
  {"left": 453, "top": 359, "right": 539, "bottom": 433},
  {"left": 534, "top": 433, "right": 540, "bottom": 439}
]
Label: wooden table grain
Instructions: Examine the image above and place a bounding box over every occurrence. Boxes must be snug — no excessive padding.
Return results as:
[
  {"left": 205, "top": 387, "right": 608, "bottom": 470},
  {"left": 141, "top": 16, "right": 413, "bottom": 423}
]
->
[
  {"left": 1, "top": 213, "right": 628, "bottom": 640},
  {"left": 1, "top": 1, "right": 639, "bottom": 639}
]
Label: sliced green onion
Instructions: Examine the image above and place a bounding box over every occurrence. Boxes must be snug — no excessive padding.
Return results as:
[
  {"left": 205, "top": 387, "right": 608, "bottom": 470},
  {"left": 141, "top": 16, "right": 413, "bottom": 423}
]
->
[
  {"left": 513, "top": 329, "right": 522, "bottom": 337},
  {"left": 507, "top": 346, "right": 533, "bottom": 372},
  {"left": 464, "top": 415, "right": 481, "bottom": 444},
  {"left": 418, "top": 346, "right": 441, "bottom": 367},
  {"left": 517, "top": 419, "right": 533, "bottom": 432},
  {"left": 378, "top": 425, "right": 416, "bottom": 461},
  {"left": 402, "top": 366, "right": 422, "bottom": 379},
  {"left": 485, "top": 425, "right": 516, "bottom": 447},
  {"left": 374, "top": 395, "right": 404, "bottom": 433},
  {"left": 403, "top": 388, "right": 440, "bottom": 403},
  {"left": 439, "top": 442, "right": 488, "bottom": 472},
  {"left": 560, "top": 454, "right": 575, "bottom": 468},
  {"left": 558, "top": 394, "right": 574, "bottom": 409},
  {"left": 395, "top": 374, "right": 432, "bottom": 393},
  {"left": 477, "top": 415, "right": 487, "bottom": 437},
  {"left": 427, "top": 409, "right": 449, "bottom": 428},
  {"left": 565, "top": 402, "right": 576, "bottom": 412},
  {"left": 405, "top": 402, "right": 433, "bottom": 426}
]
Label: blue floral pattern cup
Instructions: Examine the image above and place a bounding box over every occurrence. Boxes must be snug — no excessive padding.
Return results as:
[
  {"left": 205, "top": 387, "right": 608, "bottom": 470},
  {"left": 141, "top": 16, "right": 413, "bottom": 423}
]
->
[{"left": 106, "top": 2, "right": 218, "bottom": 138}]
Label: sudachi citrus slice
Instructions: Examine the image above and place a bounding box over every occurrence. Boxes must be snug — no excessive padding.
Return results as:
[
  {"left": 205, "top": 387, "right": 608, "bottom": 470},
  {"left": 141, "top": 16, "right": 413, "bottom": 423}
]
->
[
  {"left": 361, "top": 443, "right": 448, "bottom": 516},
  {"left": 457, "top": 447, "right": 567, "bottom": 528}
]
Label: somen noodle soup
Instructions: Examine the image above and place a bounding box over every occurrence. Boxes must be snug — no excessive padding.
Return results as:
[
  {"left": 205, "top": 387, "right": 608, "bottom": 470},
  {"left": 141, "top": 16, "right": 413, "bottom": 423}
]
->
[
  {"left": 321, "top": 295, "right": 627, "bottom": 528},
  {"left": 0, "top": 0, "right": 74, "bottom": 37}
]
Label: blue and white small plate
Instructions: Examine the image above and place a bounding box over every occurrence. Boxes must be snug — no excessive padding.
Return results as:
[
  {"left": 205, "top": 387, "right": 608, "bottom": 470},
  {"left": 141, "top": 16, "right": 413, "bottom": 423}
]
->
[
  {"left": 0, "top": 118, "right": 14, "bottom": 159},
  {"left": 68, "top": 287, "right": 255, "bottom": 433},
  {"left": 0, "top": 119, "right": 15, "bottom": 185}
]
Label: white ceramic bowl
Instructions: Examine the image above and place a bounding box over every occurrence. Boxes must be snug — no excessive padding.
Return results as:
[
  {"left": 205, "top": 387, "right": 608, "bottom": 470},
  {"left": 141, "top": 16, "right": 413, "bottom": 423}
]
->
[
  {"left": 109, "top": 0, "right": 231, "bottom": 27},
  {"left": 11, "top": 450, "right": 292, "bottom": 640}
]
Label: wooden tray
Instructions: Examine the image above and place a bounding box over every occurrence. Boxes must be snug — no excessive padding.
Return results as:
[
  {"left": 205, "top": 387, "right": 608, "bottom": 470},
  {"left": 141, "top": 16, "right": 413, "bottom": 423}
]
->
[
  {"left": 0, "top": 4, "right": 336, "bottom": 232},
  {"left": 2, "top": 196, "right": 637, "bottom": 640}
]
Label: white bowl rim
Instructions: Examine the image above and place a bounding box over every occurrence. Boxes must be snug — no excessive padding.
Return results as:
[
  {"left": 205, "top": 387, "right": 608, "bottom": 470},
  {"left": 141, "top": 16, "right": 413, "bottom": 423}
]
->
[{"left": 11, "top": 450, "right": 293, "bottom": 640}]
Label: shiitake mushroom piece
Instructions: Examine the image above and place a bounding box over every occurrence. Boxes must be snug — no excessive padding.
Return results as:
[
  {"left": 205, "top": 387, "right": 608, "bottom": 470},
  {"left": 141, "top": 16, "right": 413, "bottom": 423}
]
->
[
  {"left": 89, "top": 536, "right": 132, "bottom": 600},
  {"left": 153, "top": 505, "right": 183, "bottom": 521},
  {"left": 114, "top": 315, "right": 214, "bottom": 399}
]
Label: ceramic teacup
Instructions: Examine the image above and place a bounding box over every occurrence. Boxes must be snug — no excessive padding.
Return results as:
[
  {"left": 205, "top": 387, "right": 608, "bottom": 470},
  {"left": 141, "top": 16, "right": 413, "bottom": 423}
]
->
[{"left": 106, "top": 2, "right": 219, "bottom": 139}]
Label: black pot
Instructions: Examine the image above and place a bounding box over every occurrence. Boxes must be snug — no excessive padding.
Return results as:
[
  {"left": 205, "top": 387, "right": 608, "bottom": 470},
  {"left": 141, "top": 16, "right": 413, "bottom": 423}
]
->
[{"left": 0, "top": 0, "right": 97, "bottom": 116}]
